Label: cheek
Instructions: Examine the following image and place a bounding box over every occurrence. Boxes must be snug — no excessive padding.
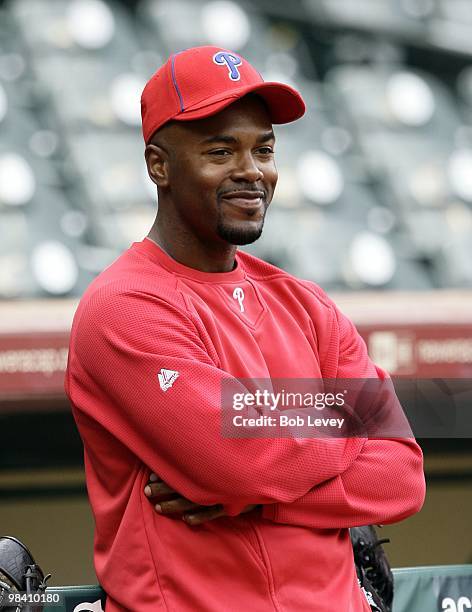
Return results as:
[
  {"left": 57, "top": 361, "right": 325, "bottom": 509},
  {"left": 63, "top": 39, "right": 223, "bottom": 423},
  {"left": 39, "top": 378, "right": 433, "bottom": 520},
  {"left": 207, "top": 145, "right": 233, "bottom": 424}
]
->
[
  {"left": 199, "top": 168, "right": 223, "bottom": 192},
  {"left": 176, "top": 159, "right": 222, "bottom": 194},
  {"left": 169, "top": 162, "right": 206, "bottom": 201},
  {"left": 265, "top": 162, "right": 278, "bottom": 194}
]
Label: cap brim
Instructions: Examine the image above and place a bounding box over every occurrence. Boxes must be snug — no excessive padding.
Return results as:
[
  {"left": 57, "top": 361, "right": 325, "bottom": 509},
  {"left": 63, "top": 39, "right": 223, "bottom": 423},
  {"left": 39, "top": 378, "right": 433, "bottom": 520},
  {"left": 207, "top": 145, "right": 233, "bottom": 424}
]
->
[{"left": 173, "top": 81, "right": 306, "bottom": 125}]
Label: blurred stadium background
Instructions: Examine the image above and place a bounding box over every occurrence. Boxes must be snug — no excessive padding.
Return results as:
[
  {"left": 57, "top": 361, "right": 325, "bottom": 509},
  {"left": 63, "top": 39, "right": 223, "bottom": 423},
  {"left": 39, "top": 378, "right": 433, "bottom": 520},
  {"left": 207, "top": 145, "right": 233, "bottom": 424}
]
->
[{"left": 0, "top": 0, "right": 471, "bottom": 585}]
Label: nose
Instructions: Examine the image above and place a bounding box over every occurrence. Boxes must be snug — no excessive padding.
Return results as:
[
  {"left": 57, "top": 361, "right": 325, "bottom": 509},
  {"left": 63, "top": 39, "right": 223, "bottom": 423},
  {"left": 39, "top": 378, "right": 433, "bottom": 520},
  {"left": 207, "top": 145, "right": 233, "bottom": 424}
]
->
[{"left": 231, "top": 152, "right": 264, "bottom": 183}]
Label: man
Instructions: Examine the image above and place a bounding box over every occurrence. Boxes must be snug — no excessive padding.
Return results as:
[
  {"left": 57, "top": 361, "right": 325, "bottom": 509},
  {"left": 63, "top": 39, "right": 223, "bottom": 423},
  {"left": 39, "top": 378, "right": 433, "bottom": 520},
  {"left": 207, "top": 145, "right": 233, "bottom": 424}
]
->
[{"left": 66, "top": 46, "right": 425, "bottom": 611}]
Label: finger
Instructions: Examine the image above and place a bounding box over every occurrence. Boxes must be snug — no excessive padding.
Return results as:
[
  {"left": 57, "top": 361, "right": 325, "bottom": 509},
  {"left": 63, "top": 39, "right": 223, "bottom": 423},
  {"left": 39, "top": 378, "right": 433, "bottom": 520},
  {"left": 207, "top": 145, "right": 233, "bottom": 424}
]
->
[
  {"left": 183, "top": 505, "right": 225, "bottom": 526},
  {"left": 149, "top": 473, "right": 159, "bottom": 482},
  {"left": 183, "top": 504, "right": 257, "bottom": 525},
  {"left": 144, "top": 481, "right": 176, "bottom": 498},
  {"left": 155, "top": 498, "right": 202, "bottom": 514}
]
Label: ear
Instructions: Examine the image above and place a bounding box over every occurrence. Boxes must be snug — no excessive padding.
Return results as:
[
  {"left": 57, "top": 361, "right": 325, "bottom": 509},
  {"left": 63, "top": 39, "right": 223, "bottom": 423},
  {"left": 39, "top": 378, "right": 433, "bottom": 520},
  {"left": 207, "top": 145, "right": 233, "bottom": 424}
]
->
[{"left": 145, "top": 144, "right": 170, "bottom": 188}]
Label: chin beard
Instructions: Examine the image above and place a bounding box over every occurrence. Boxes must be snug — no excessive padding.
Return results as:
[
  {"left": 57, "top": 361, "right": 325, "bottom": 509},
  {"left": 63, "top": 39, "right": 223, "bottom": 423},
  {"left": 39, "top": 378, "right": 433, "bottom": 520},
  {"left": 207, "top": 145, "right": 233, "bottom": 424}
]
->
[
  {"left": 216, "top": 219, "right": 266, "bottom": 245},
  {"left": 216, "top": 200, "right": 268, "bottom": 245}
]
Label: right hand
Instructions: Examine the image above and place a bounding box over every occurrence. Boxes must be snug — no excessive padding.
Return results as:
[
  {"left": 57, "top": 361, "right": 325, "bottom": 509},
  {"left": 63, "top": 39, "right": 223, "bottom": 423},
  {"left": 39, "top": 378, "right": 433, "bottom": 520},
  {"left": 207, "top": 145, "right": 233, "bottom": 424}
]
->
[{"left": 144, "top": 473, "right": 259, "bottom": 525}]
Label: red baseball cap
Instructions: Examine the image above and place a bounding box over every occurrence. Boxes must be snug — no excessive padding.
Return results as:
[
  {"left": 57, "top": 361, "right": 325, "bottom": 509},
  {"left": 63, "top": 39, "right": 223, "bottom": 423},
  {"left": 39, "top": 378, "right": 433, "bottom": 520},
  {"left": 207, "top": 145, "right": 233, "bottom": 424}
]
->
[{"left": 141, "top": 45, "right": 306, "bottom": 143}]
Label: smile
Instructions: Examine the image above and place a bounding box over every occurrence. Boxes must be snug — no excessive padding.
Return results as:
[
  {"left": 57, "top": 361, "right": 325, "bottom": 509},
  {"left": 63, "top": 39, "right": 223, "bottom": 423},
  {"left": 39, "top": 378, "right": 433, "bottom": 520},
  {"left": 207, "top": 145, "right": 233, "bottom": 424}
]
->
[{"left": 220, "top": 191, "right": 265, "bottom": 211}]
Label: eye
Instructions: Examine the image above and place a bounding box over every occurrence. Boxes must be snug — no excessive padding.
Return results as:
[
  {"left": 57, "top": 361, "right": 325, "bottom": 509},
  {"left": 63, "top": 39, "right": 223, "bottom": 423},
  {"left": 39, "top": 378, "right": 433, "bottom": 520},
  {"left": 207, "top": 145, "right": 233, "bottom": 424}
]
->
[
  {"left": 256, "top": 146, "right": 274, "bottom": 155},
  {"left": 208, "top": 149, "right": 231, "bottom": 156}
]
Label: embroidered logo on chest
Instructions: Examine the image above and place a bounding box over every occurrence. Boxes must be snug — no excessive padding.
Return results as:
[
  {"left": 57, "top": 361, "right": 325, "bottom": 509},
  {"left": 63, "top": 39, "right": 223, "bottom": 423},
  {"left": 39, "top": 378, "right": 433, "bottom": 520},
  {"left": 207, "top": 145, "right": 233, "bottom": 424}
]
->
[{"left": 232, "top": 287, "right": 245, "bottom": 312}]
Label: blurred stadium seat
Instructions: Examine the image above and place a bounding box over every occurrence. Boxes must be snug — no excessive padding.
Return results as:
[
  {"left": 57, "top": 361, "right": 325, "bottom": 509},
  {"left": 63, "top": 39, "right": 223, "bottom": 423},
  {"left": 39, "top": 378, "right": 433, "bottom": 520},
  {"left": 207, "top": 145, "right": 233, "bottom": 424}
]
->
[
  {"left": 304, "top": 0, "right": 429, "bottom": 37},
  {"left": 0, "top": 0, "right": 472, "bottom": 295}
]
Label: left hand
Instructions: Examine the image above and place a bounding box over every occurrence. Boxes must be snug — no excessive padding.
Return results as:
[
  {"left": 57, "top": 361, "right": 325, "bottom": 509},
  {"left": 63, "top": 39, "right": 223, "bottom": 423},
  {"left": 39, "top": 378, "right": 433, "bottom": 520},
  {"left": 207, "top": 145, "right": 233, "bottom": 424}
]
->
[{"left": 144, "top": 473, "right": 258, "bottom": 525}]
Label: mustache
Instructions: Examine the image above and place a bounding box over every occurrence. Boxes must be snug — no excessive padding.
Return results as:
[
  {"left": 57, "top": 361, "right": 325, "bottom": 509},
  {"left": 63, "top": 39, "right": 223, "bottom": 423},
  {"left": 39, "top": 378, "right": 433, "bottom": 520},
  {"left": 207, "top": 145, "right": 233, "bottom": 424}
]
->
[{"left": 218, "top": 184, "right": 267, "bottom": 198}]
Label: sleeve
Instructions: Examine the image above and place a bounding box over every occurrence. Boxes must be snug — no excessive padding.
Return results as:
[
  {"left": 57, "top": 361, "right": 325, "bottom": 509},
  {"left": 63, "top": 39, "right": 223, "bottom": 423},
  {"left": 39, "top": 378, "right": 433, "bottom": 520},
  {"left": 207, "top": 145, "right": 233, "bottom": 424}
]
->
[
  {"left": 261, "top": 304, "right": 426, "bottom": 527},
  {"left": 67, "top": 288, "right": 366, "bottom": 516},
  {"left": 261, "top": 438, "right": 425, "bottom": 527}
]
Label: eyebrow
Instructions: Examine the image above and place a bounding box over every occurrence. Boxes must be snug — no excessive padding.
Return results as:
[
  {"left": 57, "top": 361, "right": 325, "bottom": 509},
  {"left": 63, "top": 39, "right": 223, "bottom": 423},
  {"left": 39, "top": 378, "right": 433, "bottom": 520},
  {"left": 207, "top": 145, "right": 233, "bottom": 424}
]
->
[{"left": 200, "top": 130, "right": 275, "bottom": 145}]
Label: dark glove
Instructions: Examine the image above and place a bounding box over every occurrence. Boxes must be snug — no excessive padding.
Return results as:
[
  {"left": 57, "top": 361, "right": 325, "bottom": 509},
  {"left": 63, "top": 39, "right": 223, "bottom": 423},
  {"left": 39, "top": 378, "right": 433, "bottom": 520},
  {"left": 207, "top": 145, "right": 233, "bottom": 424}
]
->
[
  {"left": 350, "top": 525, "right": 393, "bottom": 612},
  {"left": 0, "top": 536, "right": 50, "bottom": 612}
]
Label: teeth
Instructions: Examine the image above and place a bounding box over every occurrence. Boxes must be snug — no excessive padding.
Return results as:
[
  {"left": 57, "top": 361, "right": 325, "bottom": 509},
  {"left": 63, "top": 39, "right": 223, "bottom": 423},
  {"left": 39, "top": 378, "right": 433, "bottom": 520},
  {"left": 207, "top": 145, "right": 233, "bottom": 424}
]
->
[{"left": 224, "top": 194, "right": 262, "bottom": 199}]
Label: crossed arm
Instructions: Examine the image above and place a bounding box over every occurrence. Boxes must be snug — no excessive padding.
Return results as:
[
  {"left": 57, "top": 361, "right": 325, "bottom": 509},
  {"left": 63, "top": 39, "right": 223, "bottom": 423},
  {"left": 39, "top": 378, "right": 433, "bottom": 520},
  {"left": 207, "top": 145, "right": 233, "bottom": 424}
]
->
[
  {"left": 144, "top": 429, "right": 424, "bottom": 528},
  {"left": 70, "top": 289, "right": 425, "bottom": 529}
]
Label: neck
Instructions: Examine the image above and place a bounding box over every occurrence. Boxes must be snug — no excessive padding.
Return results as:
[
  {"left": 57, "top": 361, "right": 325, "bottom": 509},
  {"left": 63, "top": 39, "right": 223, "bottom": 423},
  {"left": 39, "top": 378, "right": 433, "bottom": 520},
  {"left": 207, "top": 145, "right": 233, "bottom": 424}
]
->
[{"left": 147, "top": 220, "right": 238, "bottom": 273}]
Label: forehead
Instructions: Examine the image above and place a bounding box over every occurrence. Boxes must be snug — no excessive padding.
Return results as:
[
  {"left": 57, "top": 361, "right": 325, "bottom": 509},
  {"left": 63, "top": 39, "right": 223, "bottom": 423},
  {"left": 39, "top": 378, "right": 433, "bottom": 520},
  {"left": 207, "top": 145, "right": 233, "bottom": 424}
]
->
[{"left": 170, "top": 95, "right": 274, "bottom": 144}]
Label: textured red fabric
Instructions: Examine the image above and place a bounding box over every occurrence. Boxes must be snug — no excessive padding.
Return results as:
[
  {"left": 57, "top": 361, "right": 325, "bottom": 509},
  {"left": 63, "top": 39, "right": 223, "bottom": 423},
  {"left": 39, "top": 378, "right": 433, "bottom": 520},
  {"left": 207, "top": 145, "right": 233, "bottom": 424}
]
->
[{"left": 66, "top": 238, "right": 425, "bottom": 612}]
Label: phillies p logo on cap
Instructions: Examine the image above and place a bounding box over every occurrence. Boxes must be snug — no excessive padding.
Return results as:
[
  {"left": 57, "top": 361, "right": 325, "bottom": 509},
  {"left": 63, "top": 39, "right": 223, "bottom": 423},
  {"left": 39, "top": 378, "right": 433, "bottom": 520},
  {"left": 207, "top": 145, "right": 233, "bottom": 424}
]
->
[{"left": 213, "top": 51, "right": 243, "bottom": 81}]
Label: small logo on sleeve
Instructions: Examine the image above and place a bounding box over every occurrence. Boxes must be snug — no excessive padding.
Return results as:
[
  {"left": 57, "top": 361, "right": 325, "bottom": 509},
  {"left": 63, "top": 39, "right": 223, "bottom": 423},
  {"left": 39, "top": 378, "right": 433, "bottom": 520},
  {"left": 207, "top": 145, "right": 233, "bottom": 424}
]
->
[{"left": 158, "top": 368, "right": 179, "bottom": 391}]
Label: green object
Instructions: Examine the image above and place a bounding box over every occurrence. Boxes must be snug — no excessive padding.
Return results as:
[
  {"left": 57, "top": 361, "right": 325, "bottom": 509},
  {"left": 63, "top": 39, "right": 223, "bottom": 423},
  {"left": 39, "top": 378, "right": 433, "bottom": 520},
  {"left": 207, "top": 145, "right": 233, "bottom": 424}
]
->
[
  {"left": 43, "top": 585, "right": 105, "bottom": 612},
  {"left": 43, "top": 565, "right": 472, "bottom": 612},
  {"left": 393, "top": 565, "right": 472, "bottom": 612}
]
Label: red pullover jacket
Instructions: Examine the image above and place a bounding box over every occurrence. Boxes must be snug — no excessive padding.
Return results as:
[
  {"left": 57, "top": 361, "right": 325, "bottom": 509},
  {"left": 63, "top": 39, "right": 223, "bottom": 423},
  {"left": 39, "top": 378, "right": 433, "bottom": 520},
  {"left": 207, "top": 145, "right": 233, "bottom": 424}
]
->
[{"left": 65, "top": 238, "right": 425, "bottom": 612}]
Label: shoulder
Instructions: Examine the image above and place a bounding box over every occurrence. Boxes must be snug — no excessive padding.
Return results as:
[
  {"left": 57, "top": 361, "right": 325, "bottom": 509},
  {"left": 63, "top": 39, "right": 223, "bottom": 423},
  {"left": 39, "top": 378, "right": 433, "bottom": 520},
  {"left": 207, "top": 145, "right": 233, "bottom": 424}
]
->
[
  {"left": 72, "top": 246, "right": 194, "bottom": 332},
  {"left": 237, "top": 250, "right": 371, "bottom": 375},
  {"left": 237, "top": 249, "right": 335, "bottom": 314}
]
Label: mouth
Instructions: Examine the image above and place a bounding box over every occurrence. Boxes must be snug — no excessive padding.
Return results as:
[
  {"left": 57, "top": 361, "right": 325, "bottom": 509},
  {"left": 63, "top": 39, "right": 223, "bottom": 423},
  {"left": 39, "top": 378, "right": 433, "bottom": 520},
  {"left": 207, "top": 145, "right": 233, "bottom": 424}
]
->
[{"left": 220, "top": 190, "right": 265, "bottom": 211}]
